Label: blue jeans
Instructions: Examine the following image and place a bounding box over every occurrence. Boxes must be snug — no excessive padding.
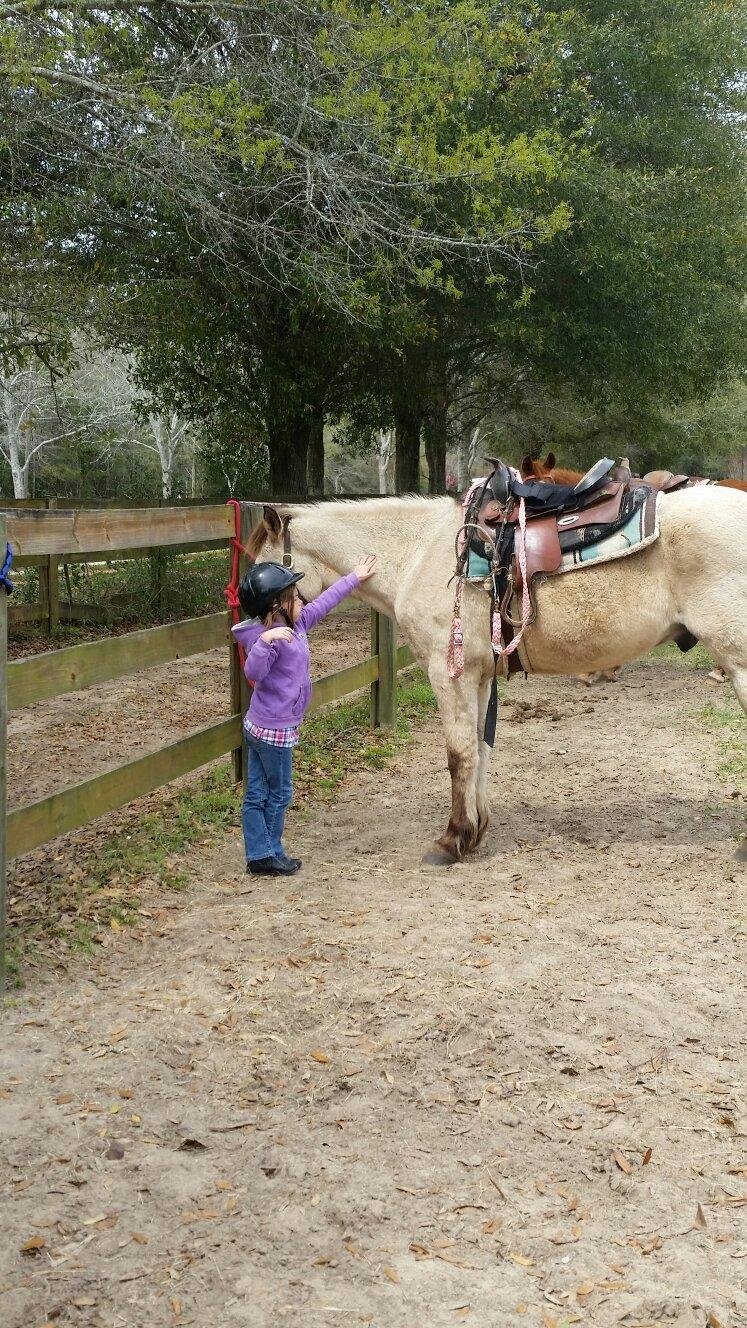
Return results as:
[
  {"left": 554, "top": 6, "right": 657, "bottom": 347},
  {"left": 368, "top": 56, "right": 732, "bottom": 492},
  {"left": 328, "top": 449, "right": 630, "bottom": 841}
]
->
[{"left": 242, "top": 735, "right": 294, "bottom": 862}]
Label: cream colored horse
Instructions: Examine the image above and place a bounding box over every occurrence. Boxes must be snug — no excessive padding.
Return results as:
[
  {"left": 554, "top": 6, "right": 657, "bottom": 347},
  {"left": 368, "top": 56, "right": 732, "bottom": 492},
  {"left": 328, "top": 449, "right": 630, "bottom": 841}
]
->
[{"left": 250, "top": 487, "right": 747, "bottom": 862}]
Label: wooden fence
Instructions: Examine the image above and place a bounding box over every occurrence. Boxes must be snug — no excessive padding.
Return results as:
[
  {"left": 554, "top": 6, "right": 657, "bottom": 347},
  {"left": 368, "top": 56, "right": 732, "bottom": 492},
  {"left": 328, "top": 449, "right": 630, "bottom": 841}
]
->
[
  {"left": 0, "top": 502, "right": 414, "bottom": 989},
  {"left": 5, "top": 493, "right": 389, "bottom": 632}
]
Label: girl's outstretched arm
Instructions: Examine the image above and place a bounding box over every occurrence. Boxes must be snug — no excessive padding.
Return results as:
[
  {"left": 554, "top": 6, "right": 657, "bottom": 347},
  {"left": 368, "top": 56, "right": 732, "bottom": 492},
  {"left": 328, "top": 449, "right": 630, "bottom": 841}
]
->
[{"left": 298, "top": 573, "right": 360, "bottom": 633}]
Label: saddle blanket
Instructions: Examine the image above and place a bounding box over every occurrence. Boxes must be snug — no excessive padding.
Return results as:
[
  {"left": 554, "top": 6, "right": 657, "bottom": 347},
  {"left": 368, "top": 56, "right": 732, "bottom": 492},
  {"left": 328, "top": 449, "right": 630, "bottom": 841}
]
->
[
  {"left": 467, "top": 491, "right": 660, "bottom": 582},
  {"left": 558, "top": 491, "right": 660, "bottom": 573}
]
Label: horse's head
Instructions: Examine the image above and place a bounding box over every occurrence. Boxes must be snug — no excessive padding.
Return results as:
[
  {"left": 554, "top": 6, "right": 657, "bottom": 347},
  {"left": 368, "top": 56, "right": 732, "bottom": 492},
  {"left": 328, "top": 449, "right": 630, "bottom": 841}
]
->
[
  {"left": 520, "top": 452, "right": 556, "bottom": 479},
  {"left": 245, "top": 505, "right": 327, "bottom": 600}
]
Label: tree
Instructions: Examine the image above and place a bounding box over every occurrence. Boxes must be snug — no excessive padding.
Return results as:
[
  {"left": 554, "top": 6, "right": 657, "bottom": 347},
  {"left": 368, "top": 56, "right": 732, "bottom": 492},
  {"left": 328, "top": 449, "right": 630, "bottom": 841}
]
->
[
  {"left": 0, "top": 0, "right": 575, "bottom": 493},
  {"left": 0, "top": 348, "right": 124, "bottom": 497}
]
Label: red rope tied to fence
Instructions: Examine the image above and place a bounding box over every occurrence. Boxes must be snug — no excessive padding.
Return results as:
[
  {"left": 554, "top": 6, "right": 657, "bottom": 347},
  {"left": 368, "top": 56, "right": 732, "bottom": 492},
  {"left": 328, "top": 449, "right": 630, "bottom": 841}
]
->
[{"left": 223, "top": 498, "right": 246, "bottom": 668}]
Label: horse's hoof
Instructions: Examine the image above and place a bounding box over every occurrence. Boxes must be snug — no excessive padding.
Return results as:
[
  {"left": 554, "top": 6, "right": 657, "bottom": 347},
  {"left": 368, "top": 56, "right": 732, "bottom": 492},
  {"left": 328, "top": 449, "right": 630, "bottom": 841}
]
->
[
  {"left": 421, "top": 847, "right": 457, "bottom": 868},
  {"left": 735, "top": 837, "right": 747, "bottom": 863}
]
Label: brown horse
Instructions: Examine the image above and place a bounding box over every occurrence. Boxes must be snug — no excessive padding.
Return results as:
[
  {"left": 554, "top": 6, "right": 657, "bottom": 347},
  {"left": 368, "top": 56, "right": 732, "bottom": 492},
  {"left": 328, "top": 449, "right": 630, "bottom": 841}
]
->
[{"left": 521, "top": 452, "right": 747, "bottom": 494}]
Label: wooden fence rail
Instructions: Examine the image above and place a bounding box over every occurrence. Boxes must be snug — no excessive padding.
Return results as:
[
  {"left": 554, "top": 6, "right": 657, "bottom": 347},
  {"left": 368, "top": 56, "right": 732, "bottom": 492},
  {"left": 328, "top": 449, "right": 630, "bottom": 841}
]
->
[{"left": 0, "top": 499, "right": 414, "bottom": 991}]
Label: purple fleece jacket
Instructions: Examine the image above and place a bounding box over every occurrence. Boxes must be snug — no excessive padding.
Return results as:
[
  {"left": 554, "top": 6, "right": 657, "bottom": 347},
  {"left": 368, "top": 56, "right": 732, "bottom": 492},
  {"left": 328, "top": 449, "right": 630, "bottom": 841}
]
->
[{"left": 230, "top": 573, "right": 360, "bottom": 728}]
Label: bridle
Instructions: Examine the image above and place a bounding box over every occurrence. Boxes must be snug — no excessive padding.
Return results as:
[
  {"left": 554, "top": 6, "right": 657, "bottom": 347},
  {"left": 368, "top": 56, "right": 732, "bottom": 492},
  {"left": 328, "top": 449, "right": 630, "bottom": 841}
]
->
[{"left": 281, "top": 515, "right": 294, "bottom": 568}]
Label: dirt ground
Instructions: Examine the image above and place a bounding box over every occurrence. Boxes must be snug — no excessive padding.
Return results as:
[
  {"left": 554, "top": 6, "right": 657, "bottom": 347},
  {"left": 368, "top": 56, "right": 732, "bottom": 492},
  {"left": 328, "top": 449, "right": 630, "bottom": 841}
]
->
[{"left": 1, "top": 654, "right": 745, "bottom": 1328}]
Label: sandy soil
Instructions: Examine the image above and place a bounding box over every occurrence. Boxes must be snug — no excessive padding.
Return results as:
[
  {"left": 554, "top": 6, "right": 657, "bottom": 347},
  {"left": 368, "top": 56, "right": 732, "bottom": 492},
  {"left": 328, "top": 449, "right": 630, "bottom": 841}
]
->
[{"left": 1, "top": 657, "right": 745, "bottom": 1328}]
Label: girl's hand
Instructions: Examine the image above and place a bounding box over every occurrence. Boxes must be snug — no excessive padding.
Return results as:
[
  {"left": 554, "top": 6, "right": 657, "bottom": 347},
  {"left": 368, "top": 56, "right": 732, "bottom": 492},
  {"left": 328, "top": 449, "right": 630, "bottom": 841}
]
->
[
  {"left": 261, "top": 626, "right": 294, "bottom": 643},
  {"left": 354, "top": 554, "right": 378, "bottom": 582}
]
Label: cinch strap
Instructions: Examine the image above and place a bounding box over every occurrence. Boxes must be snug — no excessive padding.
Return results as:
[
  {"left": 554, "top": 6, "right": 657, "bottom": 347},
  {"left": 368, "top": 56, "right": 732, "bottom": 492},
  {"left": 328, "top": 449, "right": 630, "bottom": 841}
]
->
[{"left": 0, "top": 543, "right": 13, "bottom": 595}]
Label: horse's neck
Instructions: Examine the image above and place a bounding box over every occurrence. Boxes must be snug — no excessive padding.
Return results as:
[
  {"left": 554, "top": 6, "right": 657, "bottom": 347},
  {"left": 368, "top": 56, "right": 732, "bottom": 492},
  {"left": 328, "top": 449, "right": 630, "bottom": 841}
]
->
[{"left": 289, "top": 498, "right": 454, "bottom": 614}]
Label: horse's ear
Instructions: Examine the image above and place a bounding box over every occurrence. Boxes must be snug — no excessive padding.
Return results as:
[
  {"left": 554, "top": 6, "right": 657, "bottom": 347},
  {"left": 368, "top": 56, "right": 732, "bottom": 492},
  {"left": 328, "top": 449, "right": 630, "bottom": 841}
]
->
[
  {"left": 263, "top": 505, "right": 282, "bottom": 537},
  {"left": 520, "top": 454, "right": 533, "bottom": 476},
  {"left": 545, "top": 451, "right": 556, "bottom": 470}
]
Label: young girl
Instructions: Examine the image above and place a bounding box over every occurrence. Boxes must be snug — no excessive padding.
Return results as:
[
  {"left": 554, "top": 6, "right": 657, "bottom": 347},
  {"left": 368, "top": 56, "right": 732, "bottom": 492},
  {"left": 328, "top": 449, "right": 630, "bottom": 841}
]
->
[{"left": 231, "top": 554, "right": 378, "bottom": 875}]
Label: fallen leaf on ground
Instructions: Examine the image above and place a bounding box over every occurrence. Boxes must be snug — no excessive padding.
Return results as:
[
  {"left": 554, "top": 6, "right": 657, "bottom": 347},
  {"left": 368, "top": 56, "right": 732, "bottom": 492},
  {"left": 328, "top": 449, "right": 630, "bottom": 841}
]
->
[
  {"left": 21, "top": 1236, "right": 45, "bottom": 1254},
  {"left": 310, "top": 1050, "right": 330, "bottom": 1064},
  {"left": 507, "top": 1252, "right": 534, "bottom": 1267},
  {"left": 693, "top": 1203, "right": 708, "bottom": 1230},
  {"left": 642, "top": 1147, "right": 653, "bottom": 1165},
  {"left": 383, "top": 1265, "right": 399, "bottom": 1283},
  {"left": 612, "top": 1150, "right": 633, "bottom": 1174}
]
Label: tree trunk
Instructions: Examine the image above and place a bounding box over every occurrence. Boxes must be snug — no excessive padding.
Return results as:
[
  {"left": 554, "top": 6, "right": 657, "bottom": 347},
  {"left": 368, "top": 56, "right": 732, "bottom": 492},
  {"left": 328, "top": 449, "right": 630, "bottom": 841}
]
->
[
  {"left": 307, "top": 408, "right": 325, "bottom": 496},
  {"left": 394, "top": 408, "right": 423, "bottom": 494},
  {"left": 269, "top": 410, "right": 311, "bottom": 498},
  {"left": 376, "top": 428, "right": 392, "bottom": 494},
  {"left": 423, "top": 399, "right": 448, "bottom": 495},
  {"left": 457, "top": 426, "right": 481, "bottom": 491}
]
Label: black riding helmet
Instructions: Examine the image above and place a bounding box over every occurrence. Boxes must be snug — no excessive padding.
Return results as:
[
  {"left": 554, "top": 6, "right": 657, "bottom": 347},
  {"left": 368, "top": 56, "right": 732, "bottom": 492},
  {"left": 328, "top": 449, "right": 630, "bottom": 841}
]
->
[{"left": 239, "top": 561, "right": 305, "bottom": 620}]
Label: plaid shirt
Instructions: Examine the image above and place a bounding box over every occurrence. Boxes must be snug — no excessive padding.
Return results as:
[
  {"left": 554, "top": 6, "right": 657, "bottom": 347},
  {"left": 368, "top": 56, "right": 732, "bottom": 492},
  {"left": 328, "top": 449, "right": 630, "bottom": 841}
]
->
[{"left": 244, "top": 719, "right": 300, "bottom": 749}]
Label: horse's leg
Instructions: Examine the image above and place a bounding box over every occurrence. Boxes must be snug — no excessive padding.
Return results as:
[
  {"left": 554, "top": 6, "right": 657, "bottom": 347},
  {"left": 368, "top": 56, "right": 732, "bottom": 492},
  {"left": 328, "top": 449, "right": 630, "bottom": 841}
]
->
[
  {"left": 423, "top": 659, "right": 482, "bottom": 864},
  {"left": 475, "top": 674, "right": 493, "bottom": 846}
]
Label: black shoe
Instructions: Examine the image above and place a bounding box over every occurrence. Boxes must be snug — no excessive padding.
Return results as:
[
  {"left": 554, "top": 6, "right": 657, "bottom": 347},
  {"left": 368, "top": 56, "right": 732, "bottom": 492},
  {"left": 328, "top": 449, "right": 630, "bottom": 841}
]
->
[
  {"left": 247, "top": 856, "right": 300, "bottom": 877},
  {"left": 278, "top": 853, "right": 302, "bottom": 871}
]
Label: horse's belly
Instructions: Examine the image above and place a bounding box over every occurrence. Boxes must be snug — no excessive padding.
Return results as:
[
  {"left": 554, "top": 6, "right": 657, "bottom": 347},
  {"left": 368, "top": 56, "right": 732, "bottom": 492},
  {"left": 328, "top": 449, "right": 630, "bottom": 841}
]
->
[{"left": 523, "top": 542, "right": 673, "bottom": 675}]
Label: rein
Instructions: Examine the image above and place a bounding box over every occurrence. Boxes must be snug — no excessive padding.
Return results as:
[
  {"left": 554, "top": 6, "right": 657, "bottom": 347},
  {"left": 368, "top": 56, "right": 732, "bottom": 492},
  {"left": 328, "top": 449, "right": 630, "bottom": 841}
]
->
[{"left": 447, "top": 472, "right": 533, "bottom": 747}]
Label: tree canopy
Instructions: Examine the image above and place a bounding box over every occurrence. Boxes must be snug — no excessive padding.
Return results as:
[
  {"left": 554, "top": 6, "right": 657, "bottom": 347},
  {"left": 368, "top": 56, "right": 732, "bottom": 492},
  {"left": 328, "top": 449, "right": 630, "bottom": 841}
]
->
[{"left": 1, "top": 0, "right": 744, "bottom": 494}]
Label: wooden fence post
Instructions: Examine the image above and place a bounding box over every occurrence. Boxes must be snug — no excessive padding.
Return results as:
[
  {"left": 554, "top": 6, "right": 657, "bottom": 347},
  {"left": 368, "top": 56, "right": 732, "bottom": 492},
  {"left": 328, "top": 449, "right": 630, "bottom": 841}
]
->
[
  {"left": 370, "top": 609, "right": 396, "bottom": 729},
  {"left": 229, "top": 503, "right": 254, "bottom": 783},
  {"left": 47, "top": 498, "right": 59, "bottom": 633},
  {"left": 37, "top": 498, "right": 56, "bottom": 635},
  {"left": 0, "top": 514, "right": 8, "bottom": 993}
]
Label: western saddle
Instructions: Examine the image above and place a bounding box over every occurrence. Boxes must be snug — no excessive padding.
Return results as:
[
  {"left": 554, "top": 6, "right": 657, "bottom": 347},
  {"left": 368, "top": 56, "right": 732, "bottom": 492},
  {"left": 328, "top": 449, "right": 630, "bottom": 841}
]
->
[
  {"left": 471, "top": 455, "right": 653, "bottom": 598},
  {"left": 457, "top": 456, "right": 696, "bottom": 745}
]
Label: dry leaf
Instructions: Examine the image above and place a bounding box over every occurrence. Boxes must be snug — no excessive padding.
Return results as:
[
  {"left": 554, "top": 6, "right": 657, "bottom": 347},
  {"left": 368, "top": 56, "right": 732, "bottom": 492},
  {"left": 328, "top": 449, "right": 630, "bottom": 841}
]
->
[
  {"left": 171, "top": 1298, "right": 182, "bottom": 1318},
  {"left": 507, "top": 1252, "right": 534, "bottom": 1267},
  {"left": 541, "top": 1312, "right": 557, "bottom": 1328},
  {"left": 131, "top": 1232, "right": 148, "bottom": 1245},
  {"left": 21, "top": 1235, "right": 45, "bottom": 1254},
  {"left": 343, "top": 1241, "right": 361, "bottom": 1260},
  {"left": 612, "top": 1150, "right": 633, "bottom": 1174},
  {"left": 72, "top": 1298, "right": 96, "bottom": 1309},
  {"left": 706, "top": 1315, "right": 723, "bottom": 1328},
  {"left": 576, "top": 1280, "right": 595, "bottom": 1301},
  {"left": 310, "top": 1050, "right": 330, "bottom": 1064},
  {"left": 642, "top": 1147, "right": 653, "bottom": 1165},
  {"left": 483, "top": 1219, "right": 502, "bottom": 1234},
  {"left": 182, "top": 1209, "right": 219, "bottom": 1223},
  {"left": 516, "top": 1306, "right": 528, "bottom": 1318},
  {"left": 694, "top": 1203, "right": 708, "bottom": 1230},
  {"left": 383, "top": 1265, "right": 399, "bottom": 1283}
]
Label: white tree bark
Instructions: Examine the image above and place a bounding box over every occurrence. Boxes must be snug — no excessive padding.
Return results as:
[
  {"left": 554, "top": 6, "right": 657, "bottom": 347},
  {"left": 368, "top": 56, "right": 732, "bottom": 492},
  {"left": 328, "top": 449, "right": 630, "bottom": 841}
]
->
[
  {"left": 457, "top": 425, "right": 481, "bottom": 491},
  {"left": 376, "top": 428, "right": 392, "bottom": 495},
  {"left": 146, "top": 412, "right": 191, "bottom": 501}
]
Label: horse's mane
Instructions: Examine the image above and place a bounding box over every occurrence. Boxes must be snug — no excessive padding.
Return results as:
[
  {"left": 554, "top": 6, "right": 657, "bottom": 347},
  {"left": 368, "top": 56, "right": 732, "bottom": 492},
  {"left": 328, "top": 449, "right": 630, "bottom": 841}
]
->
[
  {"left": 242, "top": 494, "right": 455, "bottom": 557},
  {"left": 245, "top": 522, "right": 268, "bottom": 560}
]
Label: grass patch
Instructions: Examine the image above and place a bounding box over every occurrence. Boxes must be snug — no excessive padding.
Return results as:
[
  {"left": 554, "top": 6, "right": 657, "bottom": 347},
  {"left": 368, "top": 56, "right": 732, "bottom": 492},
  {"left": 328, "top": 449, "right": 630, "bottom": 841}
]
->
[
  {"left": 6, "top": 671, "right": 437, "bottom": 984},
  {"left": 697, "top": 701, "right": 747, "bottom": 787},
  {"left": 649, "top": 641, "right": 715, "bottom": 670}
]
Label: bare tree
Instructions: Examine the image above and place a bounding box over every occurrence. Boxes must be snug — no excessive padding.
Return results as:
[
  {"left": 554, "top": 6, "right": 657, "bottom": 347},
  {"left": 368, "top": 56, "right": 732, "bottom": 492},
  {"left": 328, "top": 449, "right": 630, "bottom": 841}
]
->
[
  {"left": 143, "top": 413, "right": 192, "bottom": 501},
  {"left": 0, "top": 356, "right": 121, "bottom": 497},
  {"left": 376, "top": 428, "right": 392, "bottom": 495}
]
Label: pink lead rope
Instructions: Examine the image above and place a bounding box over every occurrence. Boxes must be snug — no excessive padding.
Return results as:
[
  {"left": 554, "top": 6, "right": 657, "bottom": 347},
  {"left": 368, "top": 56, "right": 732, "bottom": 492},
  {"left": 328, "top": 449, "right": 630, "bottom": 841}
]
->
[{"left": 447, "top": 493, "right": 532, "bottom": 681}]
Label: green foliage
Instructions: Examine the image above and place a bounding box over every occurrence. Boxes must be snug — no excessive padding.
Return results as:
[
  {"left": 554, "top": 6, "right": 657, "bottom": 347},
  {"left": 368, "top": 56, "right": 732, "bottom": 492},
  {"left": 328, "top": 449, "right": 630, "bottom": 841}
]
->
[{"left": 1, "top": 0, "right": 744, "bottom": 493}]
